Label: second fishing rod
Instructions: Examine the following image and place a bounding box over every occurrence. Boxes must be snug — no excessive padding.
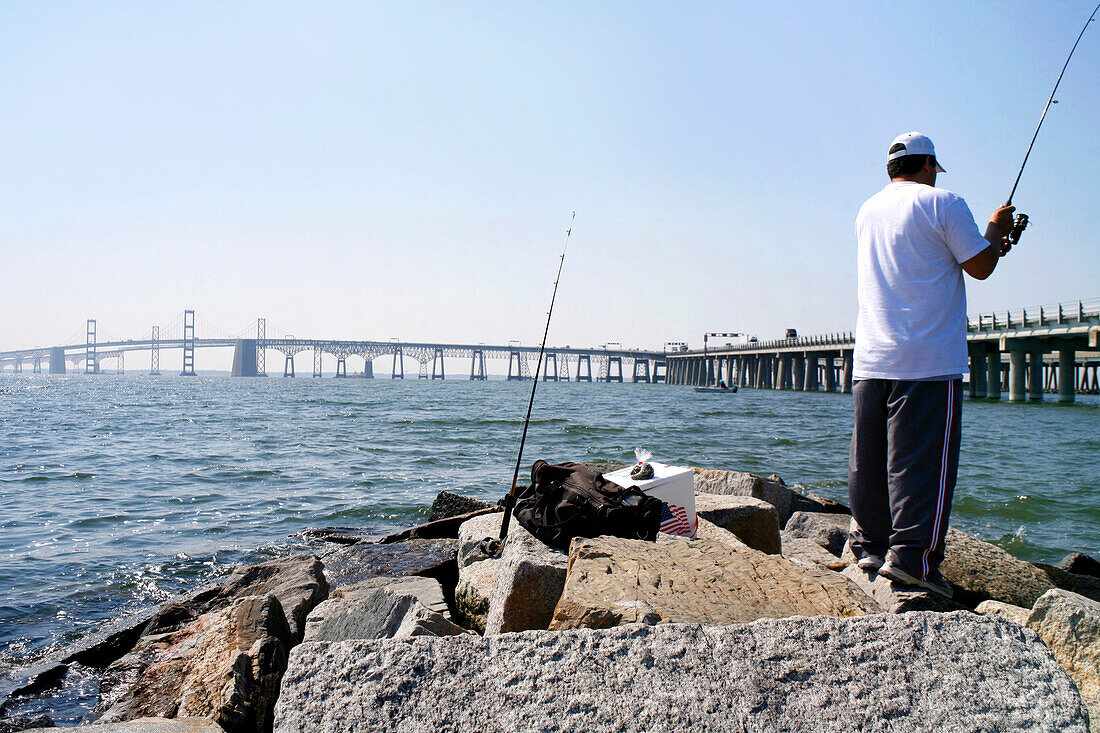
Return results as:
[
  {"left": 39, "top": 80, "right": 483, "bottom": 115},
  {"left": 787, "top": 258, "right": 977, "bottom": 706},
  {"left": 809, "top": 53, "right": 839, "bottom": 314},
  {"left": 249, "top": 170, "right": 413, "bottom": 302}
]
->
[{"left": 482, "top": 212, "right": 576, "bottom": 558}]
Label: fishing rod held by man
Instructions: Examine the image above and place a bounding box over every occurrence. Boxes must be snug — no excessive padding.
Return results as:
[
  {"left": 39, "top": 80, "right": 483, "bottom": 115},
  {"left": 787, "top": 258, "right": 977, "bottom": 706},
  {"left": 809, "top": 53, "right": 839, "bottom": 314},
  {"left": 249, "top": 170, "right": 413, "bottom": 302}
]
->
[{"left": 1001, "top": 1, "right": 1100, "bottom": 247}]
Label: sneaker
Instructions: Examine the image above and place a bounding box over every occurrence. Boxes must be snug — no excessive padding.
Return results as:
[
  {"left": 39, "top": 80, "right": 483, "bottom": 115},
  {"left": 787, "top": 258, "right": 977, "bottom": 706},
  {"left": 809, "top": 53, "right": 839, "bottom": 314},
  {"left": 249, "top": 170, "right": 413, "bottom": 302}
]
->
[
  {"left": 856, "top": 553, "right": 885, "bottom": 572},
  {"left": 879, "top": 560, "right": 954, "bottom": 599}
]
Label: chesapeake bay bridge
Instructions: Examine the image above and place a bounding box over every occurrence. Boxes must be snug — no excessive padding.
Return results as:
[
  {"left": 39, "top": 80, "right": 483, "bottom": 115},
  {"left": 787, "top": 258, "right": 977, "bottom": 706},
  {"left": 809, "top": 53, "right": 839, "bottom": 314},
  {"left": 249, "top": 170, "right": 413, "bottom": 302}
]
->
[
  {"left": 664, "top": 298, "right": 1099, "bottom": 404},
  {"left": 0, "top": 311, "right": 669, "bottom": 383},
  {"left": 1, "top": 298, "right": 1097, "bottom": 403}
]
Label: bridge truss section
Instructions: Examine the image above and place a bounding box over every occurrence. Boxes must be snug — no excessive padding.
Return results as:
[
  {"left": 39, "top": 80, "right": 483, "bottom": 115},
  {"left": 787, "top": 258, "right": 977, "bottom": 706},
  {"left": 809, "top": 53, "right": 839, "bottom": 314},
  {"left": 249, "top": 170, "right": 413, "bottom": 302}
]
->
[
  {"left": 256, "top": 318, "right": 266, "bottom": 376},
  {"left": 150, "top": 325, "right": 160, "bottom": 375}
]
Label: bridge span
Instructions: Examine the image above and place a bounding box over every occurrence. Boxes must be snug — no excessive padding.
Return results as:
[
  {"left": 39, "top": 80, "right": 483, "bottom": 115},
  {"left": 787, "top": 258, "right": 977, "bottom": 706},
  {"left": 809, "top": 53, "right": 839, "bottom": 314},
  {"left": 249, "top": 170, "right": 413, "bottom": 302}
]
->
[
  {"left": 0, "top": 312, "right": 669, "bottom": 383},
  {"left": 665, "top": 298, "right": 1099, "bottom": 404},
  {"left": 4, "top": 299, "right": 1097, "bottom": 401}
]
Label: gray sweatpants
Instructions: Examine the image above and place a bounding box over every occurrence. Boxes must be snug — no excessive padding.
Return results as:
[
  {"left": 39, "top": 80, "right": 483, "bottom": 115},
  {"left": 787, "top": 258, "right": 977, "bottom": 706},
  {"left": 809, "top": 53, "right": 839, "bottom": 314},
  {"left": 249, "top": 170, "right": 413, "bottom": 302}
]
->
[{"left": 847, "top": 378, "right": 962, "bottom": 580}]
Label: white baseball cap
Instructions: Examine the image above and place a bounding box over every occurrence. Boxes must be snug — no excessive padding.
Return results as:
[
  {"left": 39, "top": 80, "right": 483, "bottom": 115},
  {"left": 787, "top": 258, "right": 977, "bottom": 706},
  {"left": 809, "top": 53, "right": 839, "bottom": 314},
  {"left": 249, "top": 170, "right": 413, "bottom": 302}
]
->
[{"left": 887, "top": 132, "right": 946, "bottom": 172}]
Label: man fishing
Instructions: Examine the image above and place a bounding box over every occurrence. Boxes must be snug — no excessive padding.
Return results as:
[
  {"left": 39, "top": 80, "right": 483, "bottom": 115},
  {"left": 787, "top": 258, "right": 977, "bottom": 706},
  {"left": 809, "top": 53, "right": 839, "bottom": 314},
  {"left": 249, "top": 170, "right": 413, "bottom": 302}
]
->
[{"left": 847, "top": 132, "right": 1016, "bottom": 597}]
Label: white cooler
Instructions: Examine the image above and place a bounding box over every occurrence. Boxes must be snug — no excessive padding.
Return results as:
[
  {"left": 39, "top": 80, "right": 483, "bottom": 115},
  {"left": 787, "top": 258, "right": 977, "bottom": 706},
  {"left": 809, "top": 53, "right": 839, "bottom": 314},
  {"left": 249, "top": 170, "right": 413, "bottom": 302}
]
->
[{"left": 605, "top": 461, "right": 697, "bottom": 539}]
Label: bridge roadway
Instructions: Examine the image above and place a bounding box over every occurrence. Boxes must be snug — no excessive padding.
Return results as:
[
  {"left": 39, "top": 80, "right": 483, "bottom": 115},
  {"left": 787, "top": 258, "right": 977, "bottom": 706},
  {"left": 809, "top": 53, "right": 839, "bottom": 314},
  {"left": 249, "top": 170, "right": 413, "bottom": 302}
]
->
[
  {"left": 666, "top": 298, "right": 1100, "bottom": 404},
  {"left": 0, "top": 335, "right": 669, "bottom": 383}
]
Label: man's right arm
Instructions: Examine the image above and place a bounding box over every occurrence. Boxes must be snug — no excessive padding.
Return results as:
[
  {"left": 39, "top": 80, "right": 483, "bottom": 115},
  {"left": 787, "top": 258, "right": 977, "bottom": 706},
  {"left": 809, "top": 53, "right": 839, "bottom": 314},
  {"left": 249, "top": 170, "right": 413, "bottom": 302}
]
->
[{"left": 961, "top": 205, "right": 1015, "bottom": 280}]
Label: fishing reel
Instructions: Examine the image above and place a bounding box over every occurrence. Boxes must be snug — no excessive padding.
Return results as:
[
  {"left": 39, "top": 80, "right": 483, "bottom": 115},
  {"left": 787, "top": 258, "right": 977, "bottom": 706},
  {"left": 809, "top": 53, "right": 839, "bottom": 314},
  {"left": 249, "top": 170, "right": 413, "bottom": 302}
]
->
[
  {"left": 1004, "top": 212, "right": 1029, "bottom": 252},
  {"left": 479, "top": 537, "right": 503, "bottom": 558}
]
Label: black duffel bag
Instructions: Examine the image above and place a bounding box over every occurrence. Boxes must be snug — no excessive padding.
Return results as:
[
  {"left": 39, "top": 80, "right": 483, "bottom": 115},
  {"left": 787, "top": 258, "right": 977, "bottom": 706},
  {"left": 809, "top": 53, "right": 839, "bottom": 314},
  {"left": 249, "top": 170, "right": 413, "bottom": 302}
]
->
[{"left": 513, "top": 460, "right": 663, "bottom": 551}]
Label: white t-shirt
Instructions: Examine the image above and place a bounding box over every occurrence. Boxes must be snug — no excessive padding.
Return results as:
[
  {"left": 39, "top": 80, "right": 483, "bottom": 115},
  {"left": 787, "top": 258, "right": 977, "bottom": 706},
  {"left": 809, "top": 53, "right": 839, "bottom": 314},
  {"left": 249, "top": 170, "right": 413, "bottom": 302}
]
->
[{"left": 854, "top": 181, "right": 989, "bottom": 380}]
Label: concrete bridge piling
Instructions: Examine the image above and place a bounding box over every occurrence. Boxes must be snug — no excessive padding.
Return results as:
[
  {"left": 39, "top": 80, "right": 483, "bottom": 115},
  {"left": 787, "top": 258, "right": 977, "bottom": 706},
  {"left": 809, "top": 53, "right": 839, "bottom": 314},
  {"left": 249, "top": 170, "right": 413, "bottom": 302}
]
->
[
  {"left": 49, "top": 347, "right": 66, "bottom": 375},
  {"left": 231, "top": 339, "right": 259, "bottom": 377},
  {"left": 668, "top": 340, "right": 856, "bottom": 395},
  {"left": 665, "top": 299, "right": 1098, "bottom": 404},
  {"left": 965, "top": 300, "right": 1099, "bottom": 403}
]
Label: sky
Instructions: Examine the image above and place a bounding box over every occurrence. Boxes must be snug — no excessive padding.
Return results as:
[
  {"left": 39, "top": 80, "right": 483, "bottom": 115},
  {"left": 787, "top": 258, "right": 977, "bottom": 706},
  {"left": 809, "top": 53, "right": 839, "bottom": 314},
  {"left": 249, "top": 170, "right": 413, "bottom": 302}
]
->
[{"left": 2, "top": 1, "right": 1098, "bottom": 372}]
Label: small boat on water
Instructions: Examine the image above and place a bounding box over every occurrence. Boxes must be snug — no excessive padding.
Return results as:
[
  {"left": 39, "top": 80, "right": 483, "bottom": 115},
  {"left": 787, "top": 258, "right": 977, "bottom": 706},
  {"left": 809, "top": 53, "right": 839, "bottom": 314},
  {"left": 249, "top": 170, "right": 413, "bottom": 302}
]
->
[{"left": 694, "top": 383, "right": 738, "bottom": 393}]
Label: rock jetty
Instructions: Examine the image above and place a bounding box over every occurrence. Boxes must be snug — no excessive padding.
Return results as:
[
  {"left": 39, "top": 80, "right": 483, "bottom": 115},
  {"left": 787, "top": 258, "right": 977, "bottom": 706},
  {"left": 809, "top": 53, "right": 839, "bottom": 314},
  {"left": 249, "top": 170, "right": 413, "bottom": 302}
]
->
[
  {"left": 3, "top": 465, "right": 1096, "bottom": 732},
  {"left": 274, "top": 613, "right": 1085, "bottom": 733}
]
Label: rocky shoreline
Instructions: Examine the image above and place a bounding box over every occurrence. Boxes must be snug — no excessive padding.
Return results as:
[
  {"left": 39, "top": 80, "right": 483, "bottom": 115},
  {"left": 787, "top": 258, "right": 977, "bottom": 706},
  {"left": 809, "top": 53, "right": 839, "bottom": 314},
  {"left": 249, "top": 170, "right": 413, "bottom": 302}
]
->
[{"left": 2, "top": 465, "right": 1097, "bottom": 732}]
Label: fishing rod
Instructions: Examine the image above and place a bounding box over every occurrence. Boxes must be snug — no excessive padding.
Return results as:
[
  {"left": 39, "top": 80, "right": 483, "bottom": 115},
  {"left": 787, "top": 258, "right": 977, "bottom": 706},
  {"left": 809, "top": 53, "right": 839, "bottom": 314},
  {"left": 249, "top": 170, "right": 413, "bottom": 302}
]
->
[
  {"left": 483, "top": 211, "right": 576, "bottom": 557},
  {"left": 1002, "top": 1, "right": 1100, "bottom": 247}
]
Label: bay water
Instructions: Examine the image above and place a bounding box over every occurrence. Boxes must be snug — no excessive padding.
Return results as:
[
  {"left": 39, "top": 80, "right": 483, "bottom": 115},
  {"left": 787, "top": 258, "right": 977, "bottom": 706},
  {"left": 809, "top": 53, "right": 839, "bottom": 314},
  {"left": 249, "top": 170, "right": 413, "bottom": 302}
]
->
[{"left": 1, "top": 374, "right": 1097, "bottom": 719}]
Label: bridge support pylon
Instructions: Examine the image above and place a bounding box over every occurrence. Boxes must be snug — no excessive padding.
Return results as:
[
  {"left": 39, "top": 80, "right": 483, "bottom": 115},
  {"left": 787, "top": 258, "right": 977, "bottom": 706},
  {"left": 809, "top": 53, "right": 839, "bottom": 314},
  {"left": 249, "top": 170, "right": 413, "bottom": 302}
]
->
[
  {"left": 575, "top": 354, "right": 592, "bottom": 382},
  {"left": 150, "top": 325, "right": 161, "bottom": 376},
  {"left": 793, "top": 356, "right": 806, "bottom": 390},
  {"left": 431, "top": 348, "right": 445, "bottom": 380},
  {"left": 85, "top": 319, "right": 97, "bottom": 374},
  {"left": 232, "top": 339, "right": 260, "bottom": 377},
  {"left": 969, "top": 350, "right": 988, "bottom": 398},
  {"left": 256, "top": 318, "right": 266, "bottom": 376},
  {"left": 181, "top": 310, "right": 196, "bottom": 376},
  {"left": 49, "top": 347, "right": 66, "bottom": 375},
  {"left": 1083, "top": 362, "right": 1099, "bottom": 394},
  {"left": 313, "top": 348, "right": 323, "bottom": 378},
  {"left": 804, "top": 354, "right": 818, "bottom": 391},
  {"left": 1028, "top": 351, "right": 1044, "bottom": 401},
  {"left": 470, "top": 349, "right": 486, "bottom": 380},
  {"left": 632, "top": 358, "right": 651, "bottom": 383},
  {"left": 507, "top": 350, "right": 529, "bottom": 381},
  {"left": 1009, "top": 350, "right": 1027, "bottom": 402},
  {"left": 543, "top": 353, "right": 558, "bottom": 382},
  {"left": 335, "top": 357, "right": 347, "bottom": 378},
  {"left": 606, "top": 356, "right": 623, "bottom": 383},
  {"left": 284, "top": 354, "right": 295, "bottom": 377},
  {"left": 776, "top": 356, "right": 789, "bottom": 390},
  {"left": 392, "top": 347, "right": 404, "bottom": 379},
  {"left": 986, "top": 347, "right": 1001, "bottom": 400},
  {"left": 841, "top": 351, "right": 853, "bottom": 393},
  {"left": 1058, "top": 348, "right": 1076, "bottom": 403}
]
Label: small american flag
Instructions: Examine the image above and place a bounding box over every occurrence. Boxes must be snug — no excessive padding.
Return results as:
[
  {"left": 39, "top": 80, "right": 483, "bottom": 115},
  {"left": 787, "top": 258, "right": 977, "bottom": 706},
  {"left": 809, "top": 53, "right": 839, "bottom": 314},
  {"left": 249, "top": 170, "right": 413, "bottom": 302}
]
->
[{"left": 660, "top": 502, "right": 696, "bottom": 537}]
